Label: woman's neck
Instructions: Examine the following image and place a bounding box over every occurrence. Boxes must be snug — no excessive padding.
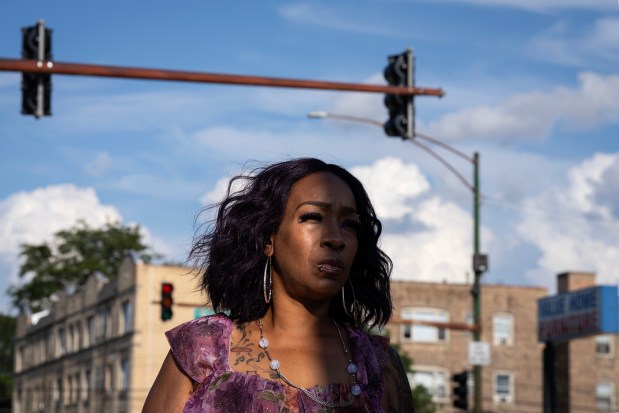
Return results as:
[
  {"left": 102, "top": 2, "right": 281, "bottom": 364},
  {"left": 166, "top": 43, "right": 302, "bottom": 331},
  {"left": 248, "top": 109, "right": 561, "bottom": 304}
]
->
[{"left": 261, "top": 299, "right": 334, "bottom": 338}]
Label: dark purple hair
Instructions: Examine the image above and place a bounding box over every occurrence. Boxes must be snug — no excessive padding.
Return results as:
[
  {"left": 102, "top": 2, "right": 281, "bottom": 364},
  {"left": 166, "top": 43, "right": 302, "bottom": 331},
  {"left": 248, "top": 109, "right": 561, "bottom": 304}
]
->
[{"left": 189, "top": 158, "right": 392, "bottom": 328}]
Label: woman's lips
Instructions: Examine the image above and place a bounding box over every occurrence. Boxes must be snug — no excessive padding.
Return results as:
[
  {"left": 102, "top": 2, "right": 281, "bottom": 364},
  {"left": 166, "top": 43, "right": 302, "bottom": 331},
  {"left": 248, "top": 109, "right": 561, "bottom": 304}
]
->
[{"left": 317, "top": 257, "right": 346, "bottom": 273}]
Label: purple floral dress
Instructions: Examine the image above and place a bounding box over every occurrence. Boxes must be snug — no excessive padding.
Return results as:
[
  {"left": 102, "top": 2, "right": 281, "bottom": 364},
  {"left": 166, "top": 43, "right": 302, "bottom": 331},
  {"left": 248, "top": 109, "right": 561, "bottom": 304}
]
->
[{"left": 166, "top": 314, "right": 389, "bottom": 413}]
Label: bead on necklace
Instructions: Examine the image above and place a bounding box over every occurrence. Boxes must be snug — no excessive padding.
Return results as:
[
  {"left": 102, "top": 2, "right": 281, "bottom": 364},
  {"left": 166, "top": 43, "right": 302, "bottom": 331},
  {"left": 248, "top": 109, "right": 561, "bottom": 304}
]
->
[{"left": 257, "top": 318, "right": 362, "bottom": 408}]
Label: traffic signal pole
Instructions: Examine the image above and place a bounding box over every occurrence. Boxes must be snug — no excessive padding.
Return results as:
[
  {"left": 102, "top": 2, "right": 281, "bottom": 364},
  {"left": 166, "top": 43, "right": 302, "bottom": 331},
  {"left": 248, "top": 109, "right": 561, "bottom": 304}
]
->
[
  {"left": 0, "top": 58, "right": 444, "bottom": 98},
  {"left": 473, "top": 152, "right": 482, "bottom": 413}
]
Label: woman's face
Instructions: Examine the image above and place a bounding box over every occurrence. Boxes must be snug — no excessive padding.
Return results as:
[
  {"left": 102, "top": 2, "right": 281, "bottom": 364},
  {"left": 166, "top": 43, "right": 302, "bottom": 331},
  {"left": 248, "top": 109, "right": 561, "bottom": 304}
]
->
[{"left": 268, "top": 171, "right": 359, "bottom": 303}]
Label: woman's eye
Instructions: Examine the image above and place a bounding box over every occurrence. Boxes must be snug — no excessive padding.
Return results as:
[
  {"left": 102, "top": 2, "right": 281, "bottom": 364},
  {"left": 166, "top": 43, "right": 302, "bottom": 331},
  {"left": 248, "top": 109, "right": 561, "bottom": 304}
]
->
[
  {"left": 343, "top": 219, "right": 361, "bottom": 231},
  {"left": 299, "top": 212, "right": 322, "bottom": 222}
]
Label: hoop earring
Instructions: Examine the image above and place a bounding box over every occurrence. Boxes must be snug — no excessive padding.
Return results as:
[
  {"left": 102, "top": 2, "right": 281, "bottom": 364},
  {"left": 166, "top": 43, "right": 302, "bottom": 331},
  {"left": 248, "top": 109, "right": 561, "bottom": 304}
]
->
[
  {"left": 341, "top": 286, "right": 351, "bottom": 316},
  {"left": 349, "top": 277, "right": 359, "bottom": 316},
  {"left": 263, "top": 256, "right": 272, "bottom": 304}
]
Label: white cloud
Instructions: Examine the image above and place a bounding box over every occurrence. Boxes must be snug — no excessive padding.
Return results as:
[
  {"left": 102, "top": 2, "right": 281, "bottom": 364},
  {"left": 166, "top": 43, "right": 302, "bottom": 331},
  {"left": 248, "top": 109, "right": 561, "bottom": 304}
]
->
[
  {"left": 84, "top": 152, "right": 113, "bottom": 177},
  {"left": 381, "top": 197, "right": 473, "bottom": 282},
  {"left": 424, "top": 72, "right": 619, "bottom": 142},
  {"left": 424, "top": 0, "right": 612, "bottom": 12},
  {"left": 587, "top": 18, "right": 619, "bottom": 57},
  {"left": 528, "top": 18, "right": 619, "bottom": 67},
  {"left": 0, "top": 185, "right": 122, "bottom": 285},
  {"left": 112, "top": 174, "right": 205, "bottom": 199},
  {"left": 516, "top": 152, "right": 619, "bottom": 288},
  {"left": 200, "top": 176, "right": 250, "bottom": 207},
  {"left": 350, "top": 157, "right": 492, "bottom": 283},
  {"left": 351, "top": 157, "right": 430, "bottom": 220},
  {"left": 277, "top": 3, "right": 404, "bottom": 37}
]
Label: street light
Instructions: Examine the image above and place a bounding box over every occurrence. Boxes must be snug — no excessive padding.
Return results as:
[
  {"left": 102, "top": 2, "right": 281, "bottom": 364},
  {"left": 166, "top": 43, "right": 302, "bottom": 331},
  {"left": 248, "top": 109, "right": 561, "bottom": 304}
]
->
[
  {"left": 308, "top": 110, "right": 488, "bottom": 413},
  {"left": 307, "top": 111, "right": 384, "bottom": 127}
]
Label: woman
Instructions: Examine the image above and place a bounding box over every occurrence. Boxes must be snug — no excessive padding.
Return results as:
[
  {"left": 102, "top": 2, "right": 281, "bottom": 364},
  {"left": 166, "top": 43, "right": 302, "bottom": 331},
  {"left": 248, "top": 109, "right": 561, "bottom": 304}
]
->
[{"left": 142, "top": 158, "right": 416, "bottom": 412}]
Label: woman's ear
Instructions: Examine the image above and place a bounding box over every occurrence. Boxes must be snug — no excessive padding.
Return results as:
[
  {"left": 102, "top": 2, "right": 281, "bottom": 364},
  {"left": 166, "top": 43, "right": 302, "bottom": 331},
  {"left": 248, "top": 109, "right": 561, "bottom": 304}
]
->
[{"left": 264, "top": 235, "right": 274, "bottom": 256}]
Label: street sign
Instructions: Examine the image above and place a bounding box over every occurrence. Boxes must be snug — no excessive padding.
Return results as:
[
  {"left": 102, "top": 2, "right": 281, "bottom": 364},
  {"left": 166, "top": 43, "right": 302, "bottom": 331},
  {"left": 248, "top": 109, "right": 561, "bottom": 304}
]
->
[{"left": 468, "top": 341, "right": 490, "bottom": 366}]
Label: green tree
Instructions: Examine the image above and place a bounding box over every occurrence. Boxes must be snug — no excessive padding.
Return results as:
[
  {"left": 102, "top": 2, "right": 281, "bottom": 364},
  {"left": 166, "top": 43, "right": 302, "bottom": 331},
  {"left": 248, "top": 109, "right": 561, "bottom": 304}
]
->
[
  {"left": 412, "top": 385, "right": 436, "bottom": 413},
  {"left": 8, "top": 220, "right": 160, "bottom": 313},
  {"left": 0, "top": 314, "right": 16, "bottom": 401},
  {"left": 391, "top": 342, "right": 436, "bottom": 413}
]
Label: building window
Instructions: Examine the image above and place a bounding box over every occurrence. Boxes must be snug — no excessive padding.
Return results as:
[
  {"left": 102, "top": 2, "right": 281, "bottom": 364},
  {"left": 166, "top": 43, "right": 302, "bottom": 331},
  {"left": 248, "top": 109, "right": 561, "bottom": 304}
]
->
[
  {"left": 68, "top": 325, "right": 74, "bottom": 353},
  {"left": 96, "top": 308, "right": 107, "bottom": 341},
  {"left": 122, "top": 301, "right": 132, "bottom": 334},
  {"left": 105, "top": 307, "right": 112, "bottom": 338},
  {"left": 409, "top": 367, "right": 448, "bottom": 402},
  {"left": 597, "top": 382, "right": 614, "bottom": 411},
  {"left": 596, "top": 335, "right": 614, "bottom": 356},
  {"left": 105, "top": 365, "right": 113, "bottom": 394},
  {"left": 16, "top": 345, "right": 23, "bottom": 371},
  {"left": 87, "top": 316, "right": 95, "bottom": 346},
  {"left": 493, "top": 372, "right": 514, "bottom": 403},
  {"left": 120, "top": 358, "right": 130, "bottom": 391},
  {"left": 83, "top": 369, "right": 91, "bottom": 401},
  {"left": 70, "top": 375, "right": 75, "bottom": 404},
  {"left": 54, "top": 377, "right": 61, "bottom": 404},
  {"left": 58, "top": 328, "right": 66, "bottom": 356},
  {"left": 401, "top": 307, "right": 448, "bottom": 343},
  {"left": 493, "top": 314, "right": 514, "bottom": 346},
  {"left": 96, "top": 366, "right": 104, "bottom": 390},
  {"left": 465, "top": 311, "right": 474, "bottom": 337},
  {"left": 76, "top": 323, "right": 82, "bottom": 350}
]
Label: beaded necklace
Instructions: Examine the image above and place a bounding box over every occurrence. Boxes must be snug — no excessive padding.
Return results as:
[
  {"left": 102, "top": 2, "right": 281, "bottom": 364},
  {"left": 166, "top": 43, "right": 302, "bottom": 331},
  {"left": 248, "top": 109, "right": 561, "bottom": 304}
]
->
[{"left": 257, "top": 318, "right": 361, "bottom": 408}]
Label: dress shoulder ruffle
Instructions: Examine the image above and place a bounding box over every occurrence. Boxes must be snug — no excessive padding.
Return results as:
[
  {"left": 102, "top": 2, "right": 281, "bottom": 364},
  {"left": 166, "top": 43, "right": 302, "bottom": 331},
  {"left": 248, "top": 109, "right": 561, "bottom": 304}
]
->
[{"left": 166, "top": 314, "right": 233, "bottom": 383}]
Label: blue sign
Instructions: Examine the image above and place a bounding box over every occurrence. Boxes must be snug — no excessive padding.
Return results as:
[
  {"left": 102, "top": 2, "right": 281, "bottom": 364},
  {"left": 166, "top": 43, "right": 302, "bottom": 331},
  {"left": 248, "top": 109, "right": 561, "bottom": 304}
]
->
[
  {"left": 538, "top": 286, "right": 619, "bottom": 342},
  {"left": 193, "top": 307, "right": 216, "bottom": 319}
]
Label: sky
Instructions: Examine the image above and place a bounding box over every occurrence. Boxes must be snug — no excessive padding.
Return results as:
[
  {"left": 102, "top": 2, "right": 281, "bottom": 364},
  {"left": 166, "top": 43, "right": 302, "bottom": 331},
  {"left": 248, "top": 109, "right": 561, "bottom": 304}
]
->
[{"left": 1, "top": 1, "right": 618, "bottom": 313}]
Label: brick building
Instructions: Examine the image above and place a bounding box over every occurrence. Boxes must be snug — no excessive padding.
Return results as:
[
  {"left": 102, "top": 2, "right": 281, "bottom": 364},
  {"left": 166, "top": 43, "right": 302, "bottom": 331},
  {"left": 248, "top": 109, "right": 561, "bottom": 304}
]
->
[
  {"left": 546, "top": 272, "right": 619, "bottom": 413},
  {"left": 387, "top": 280, "right": 548, "bottom": 413}
]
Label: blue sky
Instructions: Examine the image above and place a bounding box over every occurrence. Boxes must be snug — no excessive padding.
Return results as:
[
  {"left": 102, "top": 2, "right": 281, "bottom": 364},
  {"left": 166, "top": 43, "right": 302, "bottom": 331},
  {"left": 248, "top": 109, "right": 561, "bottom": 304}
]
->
[{"left": 1, "top": 1, "right": 618, "bottom": 312}]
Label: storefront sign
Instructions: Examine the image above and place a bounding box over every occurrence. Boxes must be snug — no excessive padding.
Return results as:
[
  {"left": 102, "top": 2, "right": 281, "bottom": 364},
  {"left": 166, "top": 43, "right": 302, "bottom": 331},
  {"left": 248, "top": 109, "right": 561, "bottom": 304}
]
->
[{"left": 538, "top": 286, "right": 618, "bottom": 342}]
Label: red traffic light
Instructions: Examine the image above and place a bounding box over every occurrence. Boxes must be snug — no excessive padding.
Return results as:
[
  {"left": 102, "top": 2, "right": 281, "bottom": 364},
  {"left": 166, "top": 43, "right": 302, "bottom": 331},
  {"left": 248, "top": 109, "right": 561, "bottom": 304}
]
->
[{"left": 161, "top": 282, "right": 174, "bottom": 321}]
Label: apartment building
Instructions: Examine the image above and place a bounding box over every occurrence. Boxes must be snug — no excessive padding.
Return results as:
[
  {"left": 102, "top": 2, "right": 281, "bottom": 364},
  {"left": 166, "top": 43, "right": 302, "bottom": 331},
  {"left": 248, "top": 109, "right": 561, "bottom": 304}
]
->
[
  {"left": 387, "top": 280, "right": 548, "bottom": 413},
  {"left": 13, "top": 255, "right": 206, "bottom": 413}
]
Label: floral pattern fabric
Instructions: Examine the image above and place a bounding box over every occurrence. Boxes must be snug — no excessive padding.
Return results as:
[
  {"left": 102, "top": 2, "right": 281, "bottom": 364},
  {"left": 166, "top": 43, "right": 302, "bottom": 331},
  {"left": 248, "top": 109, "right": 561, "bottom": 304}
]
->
[{"left": 166, "top": 314, "right": 389, "bottom": 413}]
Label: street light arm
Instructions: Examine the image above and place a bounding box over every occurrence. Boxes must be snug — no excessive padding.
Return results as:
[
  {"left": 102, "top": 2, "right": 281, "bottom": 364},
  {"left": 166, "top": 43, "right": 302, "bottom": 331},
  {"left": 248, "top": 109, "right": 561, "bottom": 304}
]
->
[
  {"left": 409, "top": 139, "right": 475, "bottom": 192},
  {"left": 414, "top": 132, "right": 474, "bottom": 163},
  {"left": 308, "top": 111, "right": 384, "bottom": 127}
]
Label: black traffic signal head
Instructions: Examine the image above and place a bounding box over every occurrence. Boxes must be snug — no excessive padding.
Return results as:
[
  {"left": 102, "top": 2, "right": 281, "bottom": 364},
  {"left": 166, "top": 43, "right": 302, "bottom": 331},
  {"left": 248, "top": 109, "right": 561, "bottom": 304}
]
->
[
  {"left": 22, "top": 25, "right": 52, "bottom": 60},
  {"left": 383, "top": 93, "right": 411, "bottom": 137},
  {"left": 161, "top": 282, "right": 174, "bottom": 321},
  {"left": 383, "top": 49, "right": 414, "bottom": 139},
  {"left": 21, "top": 22, "right": 53, "bottom": 117},
  {"left": 384, "top": 53, "right": 408, "bottom": 86},
  {"left": 452, "top": 370, "right": 469, "bottom": 411},
  {"left": 21, "top": 73, "right": 51, "bottom": 116}
]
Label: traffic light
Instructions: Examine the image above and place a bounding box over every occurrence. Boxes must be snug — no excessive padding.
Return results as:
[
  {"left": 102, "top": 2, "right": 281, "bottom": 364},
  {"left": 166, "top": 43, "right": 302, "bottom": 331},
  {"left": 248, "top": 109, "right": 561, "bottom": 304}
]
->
[
  {"left": 383, "top": 49, "right": 414, "bottom": 139},
  {"left": 452, "top": 370, "right": 469, "bottom": 411},
  {"left": 161, "top": 282, "right": 174, "bottom": 321},
  {"left": 21, "top": 21, "right": 52, "bottom": 118}
]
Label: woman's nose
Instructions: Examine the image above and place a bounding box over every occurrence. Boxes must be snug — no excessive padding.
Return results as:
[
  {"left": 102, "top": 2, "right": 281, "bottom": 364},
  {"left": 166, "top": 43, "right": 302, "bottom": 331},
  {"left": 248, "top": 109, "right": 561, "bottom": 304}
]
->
[{"left": 321, "top": 222, "right": 346, "bottom": 250}]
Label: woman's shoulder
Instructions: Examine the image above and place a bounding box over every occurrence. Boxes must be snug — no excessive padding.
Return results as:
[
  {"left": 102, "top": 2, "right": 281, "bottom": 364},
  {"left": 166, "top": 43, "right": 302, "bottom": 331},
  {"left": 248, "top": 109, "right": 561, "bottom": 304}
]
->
[
  {"left": 165, "top": 313, "right": 234, "bottom": 383},
  {"left": 349, "top": 326, "right": 390, "bottom": 352}
]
